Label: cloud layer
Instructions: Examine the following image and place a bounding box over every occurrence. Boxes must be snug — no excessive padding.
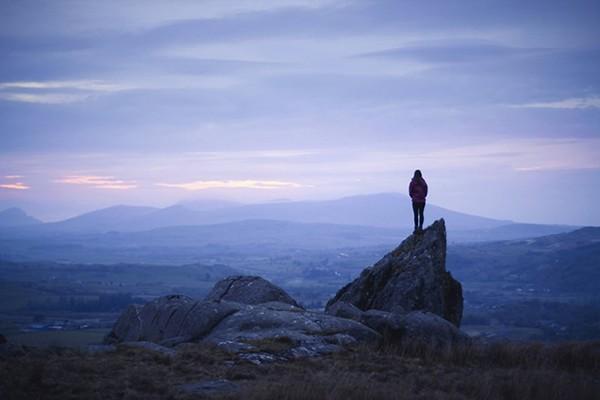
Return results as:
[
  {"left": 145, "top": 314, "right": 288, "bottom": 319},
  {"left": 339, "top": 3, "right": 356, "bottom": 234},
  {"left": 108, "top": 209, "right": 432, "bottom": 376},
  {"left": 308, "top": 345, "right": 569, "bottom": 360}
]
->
[{"left": 1, "top": 1, "right": 599, "bottom": 224}]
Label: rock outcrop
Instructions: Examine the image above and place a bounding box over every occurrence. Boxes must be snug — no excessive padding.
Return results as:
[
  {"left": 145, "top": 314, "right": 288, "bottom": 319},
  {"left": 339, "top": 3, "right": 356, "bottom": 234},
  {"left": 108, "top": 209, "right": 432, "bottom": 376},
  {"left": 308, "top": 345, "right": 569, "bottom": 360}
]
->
[
  {"left": 203, "top": 301, "right": 380, "bottom": 356},
  {"left": 205, "top": 275, "right": 302, "bottom": 308},
  {"left": 106, "top": 278, "right": 380, "bottom": 358},
  {"left": 326, "top": 219, "right": 463, "bottom": 327},
  {"left": 105, "top": 295, "right": 242, "bottom": 344},
  {"left": 107, "top": 219, "right": 467, "bottom": 359},
  {"left": 394, "top": 311, "right": 469, "bottom": 345},
  {"left": 326, "top": 301, "right": 469, "bottom": 347}
]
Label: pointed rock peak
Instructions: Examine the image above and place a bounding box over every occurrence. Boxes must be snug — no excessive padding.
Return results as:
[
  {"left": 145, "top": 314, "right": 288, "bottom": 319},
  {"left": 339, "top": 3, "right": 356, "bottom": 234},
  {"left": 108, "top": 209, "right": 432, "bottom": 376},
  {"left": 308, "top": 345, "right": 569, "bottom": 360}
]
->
[
  {"left": 423, "top": 218, "right": 446, "bottom": 237},
  {"left": 391, "top": 218, "right": 446, "bottom": 258},
  {"left": 326, "top": 218, "right": 463, "bottom": 327}
]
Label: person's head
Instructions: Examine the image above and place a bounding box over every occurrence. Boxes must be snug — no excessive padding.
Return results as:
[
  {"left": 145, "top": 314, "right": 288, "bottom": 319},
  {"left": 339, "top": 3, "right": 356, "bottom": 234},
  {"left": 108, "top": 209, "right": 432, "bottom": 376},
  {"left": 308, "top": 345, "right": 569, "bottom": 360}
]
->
[{"left": 413, "top": 169, "right": 422, "bottom": 179}]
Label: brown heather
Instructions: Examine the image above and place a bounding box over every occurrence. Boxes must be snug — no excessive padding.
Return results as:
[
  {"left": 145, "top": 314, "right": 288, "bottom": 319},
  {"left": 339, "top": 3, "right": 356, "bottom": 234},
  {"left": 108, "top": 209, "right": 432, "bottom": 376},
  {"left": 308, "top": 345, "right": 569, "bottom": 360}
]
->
[{"left": 0, "top": 339, "right": 598, "bottom": 400}]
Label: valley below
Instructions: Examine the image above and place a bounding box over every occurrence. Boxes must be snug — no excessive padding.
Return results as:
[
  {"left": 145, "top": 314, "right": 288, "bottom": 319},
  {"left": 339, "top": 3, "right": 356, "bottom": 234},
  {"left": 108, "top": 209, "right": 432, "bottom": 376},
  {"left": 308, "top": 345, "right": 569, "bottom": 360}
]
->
[
  {"left": 0, "top": 196, "right": 598, "bottom": 347},
  {"left": 1, "top": 223, "right": 599, "bottom": 346}
]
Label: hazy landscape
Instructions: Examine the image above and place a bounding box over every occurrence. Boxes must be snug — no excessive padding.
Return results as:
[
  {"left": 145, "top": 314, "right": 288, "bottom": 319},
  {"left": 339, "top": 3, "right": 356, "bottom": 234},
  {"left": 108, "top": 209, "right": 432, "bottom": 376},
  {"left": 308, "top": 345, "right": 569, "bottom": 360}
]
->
[
  {"left": 1, "top": 198, "right": 599, "bottom": 399},
  {"left": 2, "top": 1, "right": 599, "bottom": 398},
  {"left": 0, "top": 193, "right": 597, "bottom": 348}
]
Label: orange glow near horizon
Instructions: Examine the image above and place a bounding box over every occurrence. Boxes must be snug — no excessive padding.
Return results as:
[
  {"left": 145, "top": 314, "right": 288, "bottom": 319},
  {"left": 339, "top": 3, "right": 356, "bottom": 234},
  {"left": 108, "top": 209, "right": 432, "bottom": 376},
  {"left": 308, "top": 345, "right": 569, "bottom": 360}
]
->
[
  {"left": 55, "top": 175, "right": 137, "bottom": 190},
  {"left": 0, "top": 182, "right": 30, "bottom": 190}
]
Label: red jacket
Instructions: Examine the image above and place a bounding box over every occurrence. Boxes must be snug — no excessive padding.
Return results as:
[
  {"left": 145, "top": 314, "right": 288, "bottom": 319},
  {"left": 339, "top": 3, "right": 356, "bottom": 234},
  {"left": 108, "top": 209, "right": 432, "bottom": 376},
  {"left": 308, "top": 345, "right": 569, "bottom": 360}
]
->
[{"left": 409, "top": 178, "right": 428, "bottom": 203}]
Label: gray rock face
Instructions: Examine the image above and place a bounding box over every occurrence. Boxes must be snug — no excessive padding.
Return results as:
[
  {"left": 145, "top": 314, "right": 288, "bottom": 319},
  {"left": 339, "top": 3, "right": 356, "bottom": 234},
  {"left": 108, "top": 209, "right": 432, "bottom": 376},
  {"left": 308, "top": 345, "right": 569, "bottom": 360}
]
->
[
  {"left": 106, "top": 278, "right": 380, "bottom": 356},
  {"left": 106, "top": 296, "right": 241, "bottom": 344},
  {"left": 359, "top": 309, "right": 403, "bottom": 337},
  {"left": 364, "top": 310, "right": 467, "bottom": 347},
  {"left": 137, "top": 294, "right": 194, "bottom": 342},
  {"left": 326, "top": 301, "right": 363, "bottom": 320},
  {"left": 107, "top": 304, "right": 142, "bottom": 343},
  {"left": 173, "top": 300, "right": 242, "bottom": 341},
  {"left": 394, "top": 311, "right": 470, "bottom": 347},
  {"left": 326, "top": 219, "right": 463, "bottom": 326},
  {"left": 204, "top": 301, "right": 381, "bottom": 355},
  {"left": 205, "top": 275, "right": 302, "bottom": 308},
  {"left": 326, "top": 305, "right": 469, "bottom": 347}
]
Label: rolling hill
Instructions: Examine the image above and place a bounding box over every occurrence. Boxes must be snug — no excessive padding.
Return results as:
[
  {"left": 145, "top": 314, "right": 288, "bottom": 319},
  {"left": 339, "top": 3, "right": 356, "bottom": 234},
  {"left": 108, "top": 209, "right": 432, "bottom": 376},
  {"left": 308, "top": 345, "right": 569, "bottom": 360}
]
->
[
  {"left": 21, "top": 193, "right": 515, "bottom": 233},
  {"left": 447, "top": 226, "right": 600, "bottom": 295},
  {"left": 0, "top": 208, "right": 42, "bottom": 227}
]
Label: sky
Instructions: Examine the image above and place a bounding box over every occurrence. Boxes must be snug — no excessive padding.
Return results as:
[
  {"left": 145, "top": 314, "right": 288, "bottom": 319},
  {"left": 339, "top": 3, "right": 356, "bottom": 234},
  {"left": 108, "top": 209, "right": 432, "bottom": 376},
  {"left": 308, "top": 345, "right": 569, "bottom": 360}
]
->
[{"left": 1, "top": 0, "right": 599, "bottom": 225}]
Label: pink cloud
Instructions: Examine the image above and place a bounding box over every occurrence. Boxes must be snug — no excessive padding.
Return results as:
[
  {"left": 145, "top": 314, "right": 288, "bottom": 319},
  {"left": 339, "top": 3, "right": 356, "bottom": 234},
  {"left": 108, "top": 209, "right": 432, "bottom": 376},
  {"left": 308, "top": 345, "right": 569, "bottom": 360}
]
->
[
  {"left": 0, "top": 182, "right": 30, "bottom": 190},
  {"left": 55, "top": 175, "right": 137, "bottom": 190}
]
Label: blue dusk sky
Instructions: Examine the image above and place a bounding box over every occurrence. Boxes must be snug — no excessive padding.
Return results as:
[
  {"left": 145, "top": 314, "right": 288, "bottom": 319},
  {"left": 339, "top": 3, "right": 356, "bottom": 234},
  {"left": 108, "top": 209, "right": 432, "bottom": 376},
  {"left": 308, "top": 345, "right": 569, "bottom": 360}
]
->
[{"left": 0, "top": 0, "right": 599, "bottom": 224}]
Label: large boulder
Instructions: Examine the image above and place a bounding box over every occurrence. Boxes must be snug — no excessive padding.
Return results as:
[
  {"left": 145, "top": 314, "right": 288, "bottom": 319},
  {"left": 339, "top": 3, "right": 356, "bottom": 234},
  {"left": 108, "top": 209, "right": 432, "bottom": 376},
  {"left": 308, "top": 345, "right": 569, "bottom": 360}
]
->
[
  {"left": 204, "top": 302, "right": 381, "bottom": 355},
  {"left": 107, "top": 304, "right": 143, "bottom": 343},
  {"left": 326, "top": 219, "right": 463, "bottom": 327},
  {"left": 394, "top": 311, "right": 470, "bottom": 347},
  {"left": 105, "top": 295, "right": 241, "bottom": 344},
  {"left": 325, "top": 301, "right": 363, "bottom": 321},
  {"left": 106, "top": 277, "right": 380, "bottom": 356},
  {"left": 205, "top": 275, "right": 302, "bottom": 309},
  {"left": 325, "top": 305, "right": 468, "bottom": 347}
]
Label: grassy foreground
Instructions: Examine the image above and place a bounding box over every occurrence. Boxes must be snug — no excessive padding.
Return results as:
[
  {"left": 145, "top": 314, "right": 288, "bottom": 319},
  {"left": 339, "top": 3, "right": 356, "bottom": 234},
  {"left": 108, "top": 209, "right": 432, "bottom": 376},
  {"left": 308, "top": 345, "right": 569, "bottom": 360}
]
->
[{"left": 1, "top": 339, "right": 599, "bottom": 400}]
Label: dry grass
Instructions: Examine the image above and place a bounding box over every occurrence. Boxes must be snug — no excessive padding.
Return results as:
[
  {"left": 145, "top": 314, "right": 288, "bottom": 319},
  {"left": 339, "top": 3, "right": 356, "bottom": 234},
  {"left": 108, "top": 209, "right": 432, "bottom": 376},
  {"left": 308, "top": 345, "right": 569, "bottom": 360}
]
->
[
  {"left": 1, "top": 339, "right": 599, "bottom": 400},
  {"left": 378, "top": 338, "right": 600, "bottom": 371}
]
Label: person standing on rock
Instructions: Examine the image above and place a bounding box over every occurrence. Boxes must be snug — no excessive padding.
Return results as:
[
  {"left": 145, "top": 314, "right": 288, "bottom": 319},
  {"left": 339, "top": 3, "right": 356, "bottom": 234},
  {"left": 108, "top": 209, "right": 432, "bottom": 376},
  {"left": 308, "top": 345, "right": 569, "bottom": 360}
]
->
[{"left": 409, "top": 169, "right": 428, "bottom": 233}]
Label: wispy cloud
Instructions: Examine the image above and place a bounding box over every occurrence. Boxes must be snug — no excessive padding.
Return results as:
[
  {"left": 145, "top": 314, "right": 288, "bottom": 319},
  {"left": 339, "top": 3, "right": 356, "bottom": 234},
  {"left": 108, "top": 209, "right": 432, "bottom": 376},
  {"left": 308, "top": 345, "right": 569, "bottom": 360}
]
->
[
  {"left": 156, "top": 179, "right": 306, "bottom": 191},
  {"left": 0, "top": 92, "right": 91, "bottom": 104},
  {"left": 4, "top": 175, "right": 24, "bottom": 179},
  {"left": 0, "top": 76, "right": 238, "bottom": 104},
  {"left": 356, "top": 41, "right": 547, "bottom": 64},
  {"left": 0, "top": 182, "right": 30, "bottom": 190},
  {"left": 0, "top": 80, "right": 133, "bottom": 92},
  {"left": 512, "top": 96, "right": 600, "bottom": 110},
  {"left": 55, "top": 175, "right": 137, "bottom": 189},
  {"left": 0, "top": 80, "right": 134, "bottom": 104}
]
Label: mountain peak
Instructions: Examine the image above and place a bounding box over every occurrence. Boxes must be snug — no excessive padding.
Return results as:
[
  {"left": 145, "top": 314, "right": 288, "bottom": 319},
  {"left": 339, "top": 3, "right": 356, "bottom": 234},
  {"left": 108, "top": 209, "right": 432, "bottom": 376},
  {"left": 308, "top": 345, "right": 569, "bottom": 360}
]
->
[
  {"left": 0, "top": 207, "right": 42, "bottom": 227},
  {"left": 1, "top": 207, "right": 27, "bottom": 216}
]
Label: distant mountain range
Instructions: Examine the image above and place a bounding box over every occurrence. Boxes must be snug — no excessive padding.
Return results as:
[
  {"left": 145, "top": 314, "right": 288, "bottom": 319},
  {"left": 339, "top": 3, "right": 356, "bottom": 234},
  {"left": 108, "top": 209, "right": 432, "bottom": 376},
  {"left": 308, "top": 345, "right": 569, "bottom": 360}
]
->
[
  {"left": 0, "top": 207, "right": 42, "bottom": 227},
  {"left": 7, "top": 193, "right": 514, "bottom": 232},
  {"left": 1, "top": 193, "right": 578, "bottom": 243}
]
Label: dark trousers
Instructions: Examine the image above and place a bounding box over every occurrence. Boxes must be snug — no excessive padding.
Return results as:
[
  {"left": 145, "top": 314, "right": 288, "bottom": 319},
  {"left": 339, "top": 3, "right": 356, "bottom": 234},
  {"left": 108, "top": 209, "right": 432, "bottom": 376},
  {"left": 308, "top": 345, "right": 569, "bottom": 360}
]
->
[{"left": 412, "top": 201, "right": 425, "bottom": 229}]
